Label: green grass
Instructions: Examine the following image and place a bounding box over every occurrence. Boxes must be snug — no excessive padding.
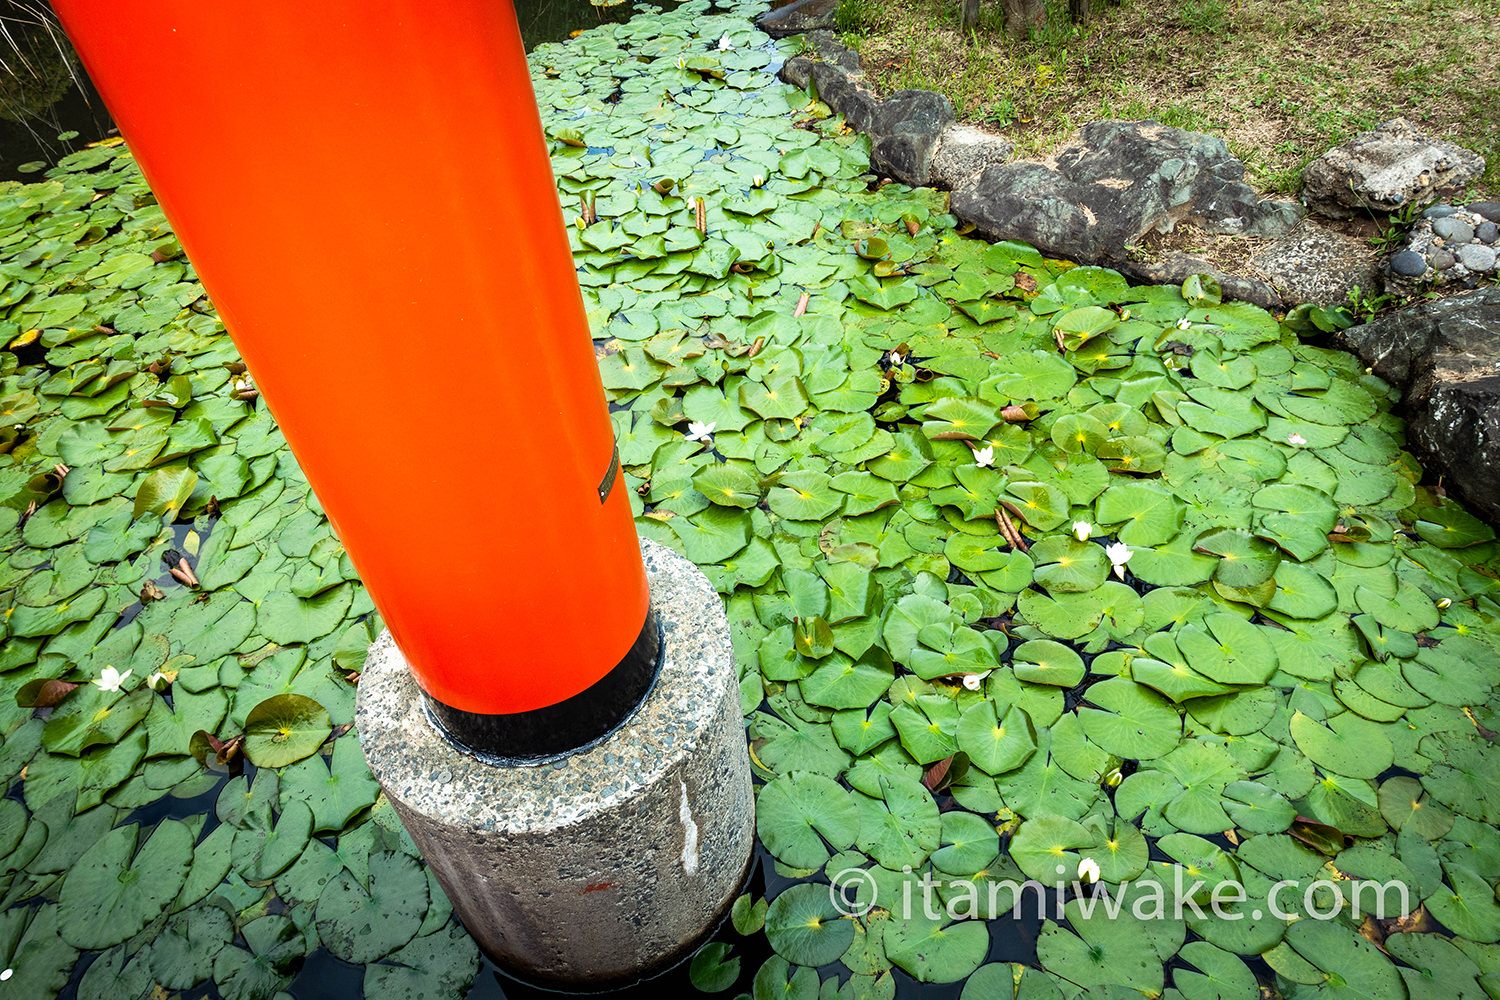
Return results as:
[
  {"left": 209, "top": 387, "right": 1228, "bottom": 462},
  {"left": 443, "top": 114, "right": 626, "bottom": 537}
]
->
[{"left": 848, "top": 0, "right": 1500, "bottom": 197}]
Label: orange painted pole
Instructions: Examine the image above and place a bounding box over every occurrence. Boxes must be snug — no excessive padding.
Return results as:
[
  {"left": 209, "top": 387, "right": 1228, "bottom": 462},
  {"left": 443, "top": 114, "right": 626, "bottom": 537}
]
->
[{"left": 51, "top": 0, "right": 658, "bottom": 759}]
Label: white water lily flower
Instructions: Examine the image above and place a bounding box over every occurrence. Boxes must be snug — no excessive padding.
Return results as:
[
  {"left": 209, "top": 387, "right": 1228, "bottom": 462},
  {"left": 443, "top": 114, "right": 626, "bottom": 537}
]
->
[
  {"left": 1287, "top": 432, "right": 1308, "bottom": 446},
  {"left": 1437, "top": 598, "right": 1453, "bottom": 609},
  {"left": 962, "top": 670, "right": 991, "bottom": 691},
  {"left": 147, "top": 670, "right": 169, "bottom": 691},
  {"left": 1072, "top": 521, "right": 1092, "bottom": 542},
  {"left": 717, "top": 34, "right": 732, "bottom": 51},
  {"left": 972, "top": 445, "right": 995, "bottom": 468},
  {"left": 1078, "top": 857, "right": 1101, "bottom": 883},
  {"left": 1175, "top": 316, "right": 1191, "bottom": 330},
  {"left": 0, "top": 969, "right": 11, "bottom": 981},
  {"left": 889, "top": 351, "right": 904, "bottom": 366},
  {"left": 752, "top": 174, "right": 765, "bottom": 188},
  {"left": 93, "top": 666, "right": 132, "bottom": 693},
  {"left": 684, "top": 420, "right": 716, "bottom": 443},
  {"left": 1104, "top": 542, "right": 1132, "bottom": 579}
]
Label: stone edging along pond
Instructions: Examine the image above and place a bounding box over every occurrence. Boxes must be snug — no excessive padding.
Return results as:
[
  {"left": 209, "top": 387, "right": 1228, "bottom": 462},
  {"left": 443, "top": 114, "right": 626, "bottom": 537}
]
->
[
  {"left": 756, "top": 19, "right": 1500, "bottom": 526},
  {"left": 754, "top": 13, "right": 1494, "bottom": 314}
]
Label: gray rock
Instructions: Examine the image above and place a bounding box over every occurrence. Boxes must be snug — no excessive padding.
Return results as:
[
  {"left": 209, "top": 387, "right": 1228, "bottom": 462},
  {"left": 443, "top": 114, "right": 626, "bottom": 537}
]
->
[
  {"left": 1468, "top": 201, "right": 1500, "bottom": 223},
  {"left": 871, "top": 132, "right": 941, "bottom": 187},
  {"left": 810, "top": 61, "right": 855, "bottom": 111},
  {"left": 780, "top": 55, "right": 813, "bottom": 90},
  {"left": 1192, "top": 184, "right": 1302, "bottom": 238},
  {"left": 801, "top": 30, "right": 858, "bottom": 72},
  {"left": 951, "top": 121, "right": 1300, "bottom": 265},
  {"left": 867, "top": 89, "right": 953, "bottom": 139},
  {"left": 1302, "top": 118, "right": 1487, "bottom": 218},
  {"left": 1409, "top": 377, "right": 1500, "bottom": 526},
  {"left": 1479, "top": 221, "right": 1500, "bottom": 244},
  {"left": 830, "top": 47, "right": 861, "bottom": 75},
  {"left": 929, "top": 125, "right": 1014, "bottom": 190},
  {"left": 756, "top": 0, "right": 840, "bottom": 38},
  {"left": 1433, "top": 217, "right": 1475, "bottom": 244},
  {"left": 1247, "top": 221, "right": 1383, "bottom": 307},
  {"left": 1458, "top": 244, "right": 1498, "bottom": 272},
  {"left": 842, "top": 91, "right": 954, "bottom": 188},
  {"left": 1424, "top": 205, "right": 1459, "bottom": 219},
  {"left": 840, "top": 89, "right": 877, "bottom": 134},
  {"left": 1332, "top": 287, "right": 1500, "bottom": 521},
  {"left": 1390, "top": 250, "right": 1429, "bottom": 277},
  {"left": 952, "top": 161, "right": 1096, "bottom": 256},
  {"left": 1333, "top": 285, "right": 1500, "bottom": 387},
  {"left": 1431, "top": 249, "right": 1456, "bottom": 270}
]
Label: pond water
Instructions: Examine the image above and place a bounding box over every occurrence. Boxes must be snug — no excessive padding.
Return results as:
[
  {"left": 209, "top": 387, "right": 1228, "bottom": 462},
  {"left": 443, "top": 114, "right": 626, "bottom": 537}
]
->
[{"left": 0, "top": 0, "right": 675, "bottom": 182}]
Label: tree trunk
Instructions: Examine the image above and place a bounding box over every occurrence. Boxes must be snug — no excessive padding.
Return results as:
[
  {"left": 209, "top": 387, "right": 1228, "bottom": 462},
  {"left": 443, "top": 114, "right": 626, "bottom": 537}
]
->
[
  {"left": 960, "top": 0, "right": 982, "bottom": 32},
  {"left": 1001, "top": 0, "right": 1046, "bottom": 37},
  {"left": 1069, "top": 0, "right": 1091, "bottom": 23}
]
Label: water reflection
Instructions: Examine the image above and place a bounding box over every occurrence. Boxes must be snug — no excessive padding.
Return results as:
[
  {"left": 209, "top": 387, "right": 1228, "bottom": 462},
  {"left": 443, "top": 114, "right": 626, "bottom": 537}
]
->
[{"left": 0, "top": 1, "right": 111, "bottom": 180}]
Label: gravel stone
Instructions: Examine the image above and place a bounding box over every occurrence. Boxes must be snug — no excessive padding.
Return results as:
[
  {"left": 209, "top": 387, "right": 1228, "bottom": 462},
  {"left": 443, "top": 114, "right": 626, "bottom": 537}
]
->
[
  {"left": 1390, "top": 250, "right": 1429, "bottom": 277},
  {"left": 1432, "top": 217, "right": 1475, "bottom": 243},
  {"left": 1430, "top": 249, "right": 1456, "bottom": 270},
  {"left": 1423, "top": 205, "right": 1458, "bottom": 219},
  {"left": 1457, "top": 244, "right": 1497, "bottom": 272},
  {"left": 1478, "top": 221, "right": 1499, "bottom": 244},
  {"left": 1468, "top": 201, "right": 1500, "bottom": 223}
]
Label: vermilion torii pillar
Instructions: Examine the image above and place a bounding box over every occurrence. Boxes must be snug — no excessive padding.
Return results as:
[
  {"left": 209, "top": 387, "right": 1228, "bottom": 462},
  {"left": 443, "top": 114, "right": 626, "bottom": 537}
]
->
[
  {"left": 50, "top": 0, "right": 661, "bottom": 760},
  {"left": 52, "top": 1, "right": 755, "bottom": 982},
  {"left": 52, "top": 0, "right": 756, "bottom": 983}
]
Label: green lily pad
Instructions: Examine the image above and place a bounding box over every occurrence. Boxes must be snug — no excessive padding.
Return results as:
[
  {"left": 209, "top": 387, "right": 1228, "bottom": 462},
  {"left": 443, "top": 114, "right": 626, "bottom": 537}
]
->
[
  {"left": 1010, "top": 814, "right": 1095, "bottom": 884},
  {"left": 315, "top": 849, "right": 429, "bottom": 963},
  {"left": 148, "top": 902, "right": 235, "bottom": 990},
  {"left": 1036, "top": 898, "right": 1165, "bottom": 996},
  {"left": 1192, "top": 525, "right": 1282, "bottom": 588},
  {"left": 1010, "top": 639, "right": 1086, "bottom": 687},
  {"left": 57, "top": 819, "right": 193, "bottom": 949},
  {"left": 882, "top": 907, "right": 990, "bottom": 984},
  {"left": 232, "top": 797, "right": 313, "bottom": 881},
  {"left": 362, "top": 924, "right": 481, "bottom": 1000},
  {"left": 764, "top": 882, "right": 854, "bottom": 966},
  {"left": 243, "top": 693, "right": 331, "bottom": 768},
  {"left": 1289, "top": 710, "right": 1393, "bottom": 780},
  {"left": 956, "top": 701, "right": 1036, "bottom": 775},
  {"left": 854, "top": 775, "right": 941, "bottom": 870},
  {"left": 0, "top": 905, "right": 79, "bottom": 1000},
  {"left": 1028, "top": 537, "right": 1108, "bottom": 595},
  {"left": 255, "top": 582, "right": 354, "bottom": 645},
  {"left": 1077, "top": 678, "right": 1182, "bottom": 760},
  {"left": 756, "top": 772, "right": 859, "bottom": 869},
  {"left": 212, "top": 913, "right": 306, "bottom": 1000},
  {"left": 1281, "top": 918, "right": 1405, "bottom": 998}
]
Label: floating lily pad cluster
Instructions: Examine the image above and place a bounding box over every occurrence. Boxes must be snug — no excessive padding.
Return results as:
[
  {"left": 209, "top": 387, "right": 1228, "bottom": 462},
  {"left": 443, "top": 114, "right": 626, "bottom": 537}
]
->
[
  {"left": 538, "top": 3, "right": 1500, "bottom": 998},
  {"left": 1, "top": 1, "right": 1499, "bottom": 998},
  {"left": 0, "top": 65, "right": 475, "bottom": 1000}
]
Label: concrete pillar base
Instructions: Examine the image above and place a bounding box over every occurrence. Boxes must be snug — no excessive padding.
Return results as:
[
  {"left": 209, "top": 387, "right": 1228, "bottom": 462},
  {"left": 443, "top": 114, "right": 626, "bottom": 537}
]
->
[{"left": 355, "top": 539, "right": 754, "bottom": 987}]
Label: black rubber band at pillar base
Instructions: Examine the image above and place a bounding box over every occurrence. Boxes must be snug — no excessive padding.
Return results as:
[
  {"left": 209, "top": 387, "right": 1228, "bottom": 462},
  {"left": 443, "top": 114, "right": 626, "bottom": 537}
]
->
[{"left": 420, "top": 606, "right": 664, "bottom": 766}]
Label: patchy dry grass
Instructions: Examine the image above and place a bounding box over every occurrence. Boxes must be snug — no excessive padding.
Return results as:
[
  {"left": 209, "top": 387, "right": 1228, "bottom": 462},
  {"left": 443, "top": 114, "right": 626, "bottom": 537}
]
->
[{"left": 842, "top": 0, "right": 1499, "bottom": 200}]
